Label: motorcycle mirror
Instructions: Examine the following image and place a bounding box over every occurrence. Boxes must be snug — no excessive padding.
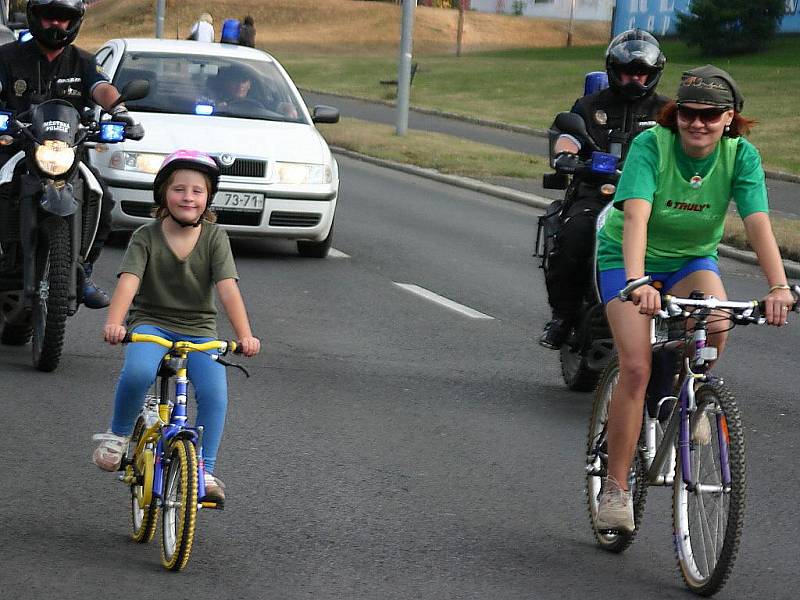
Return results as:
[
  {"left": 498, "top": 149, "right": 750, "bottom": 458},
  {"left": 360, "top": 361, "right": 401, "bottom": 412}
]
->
[
  {"left": 113, "top": 79, "right": 151, "bottom": 108},
  {"left": 553, "top": 112, "right": 600, "bottom": 152}
]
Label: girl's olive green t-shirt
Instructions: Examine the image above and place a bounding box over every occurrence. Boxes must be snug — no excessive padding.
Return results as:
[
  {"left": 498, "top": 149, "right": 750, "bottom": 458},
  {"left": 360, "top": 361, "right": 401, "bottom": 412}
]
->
[{"left": 118, "top": 221, "right": 238, "bottom": 337}]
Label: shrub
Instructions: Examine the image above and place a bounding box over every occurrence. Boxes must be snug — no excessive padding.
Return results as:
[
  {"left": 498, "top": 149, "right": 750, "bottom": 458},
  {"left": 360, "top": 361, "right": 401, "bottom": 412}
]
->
[{"left": 675, "top": 0, "right": 785, "bottom": 55}]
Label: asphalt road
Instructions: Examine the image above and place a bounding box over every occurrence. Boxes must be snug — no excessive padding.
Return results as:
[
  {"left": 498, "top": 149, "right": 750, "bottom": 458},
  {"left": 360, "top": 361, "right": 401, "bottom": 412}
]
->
[
  {"left": 1, "top": 156, "right": 798, "bottom": 599},
  {"left": 303, "top": 91, "right": 800, "bottom": 220}
]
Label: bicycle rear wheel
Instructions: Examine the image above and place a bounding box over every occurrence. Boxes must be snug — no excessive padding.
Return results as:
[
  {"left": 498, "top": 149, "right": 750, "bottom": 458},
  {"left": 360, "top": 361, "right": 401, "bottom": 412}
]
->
[
  {"left": 160, "top": 438, "right": 198, "bottom": 571},
  {"left": 585, "top": 358, "right": 648, "bottom": 553},
  {"left": 673, "top": 380, "right": 744, "bottom": 596},
  {"left": 129, "top": 416, "right": 158, "bottom": 543}
]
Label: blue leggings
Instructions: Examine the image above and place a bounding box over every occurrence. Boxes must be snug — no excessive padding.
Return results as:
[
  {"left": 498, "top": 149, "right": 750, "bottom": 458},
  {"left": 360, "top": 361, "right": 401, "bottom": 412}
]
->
[{"left": 110, "top": 325, "right": 228, "bottom": 473}]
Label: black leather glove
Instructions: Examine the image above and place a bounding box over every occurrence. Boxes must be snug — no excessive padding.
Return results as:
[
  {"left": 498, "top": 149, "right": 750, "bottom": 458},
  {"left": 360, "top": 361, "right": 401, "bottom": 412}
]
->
[
  {"left": 553, "top": 151, "right": 580, "bottom": 174},
  {"left": 111, "top": 108, "right": 144, "bottom": 141}
]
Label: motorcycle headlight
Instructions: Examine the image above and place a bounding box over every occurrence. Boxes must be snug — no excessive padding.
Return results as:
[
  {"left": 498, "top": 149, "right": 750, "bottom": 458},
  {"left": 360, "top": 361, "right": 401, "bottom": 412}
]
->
[
  {"left": 275, "top": 162, "right": 332, "bottom": 185},
  {"left": 35, "top": 140, "right": 75, "bottom": 177},
  {"left": 108, "top": 151, "right": 166, "bottom": 174}
]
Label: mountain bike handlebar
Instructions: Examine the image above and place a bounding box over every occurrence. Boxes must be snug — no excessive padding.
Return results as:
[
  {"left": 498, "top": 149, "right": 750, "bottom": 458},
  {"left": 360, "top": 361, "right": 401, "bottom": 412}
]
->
[{"left": 122, "top": 332, "right": 243, "bottom": 355}]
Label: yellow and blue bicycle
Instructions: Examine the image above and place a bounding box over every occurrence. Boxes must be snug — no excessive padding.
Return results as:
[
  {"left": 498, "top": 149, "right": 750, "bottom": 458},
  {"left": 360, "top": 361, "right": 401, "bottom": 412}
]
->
[{"left": 119, "top": 332, "right": 248, "bottom": 571}]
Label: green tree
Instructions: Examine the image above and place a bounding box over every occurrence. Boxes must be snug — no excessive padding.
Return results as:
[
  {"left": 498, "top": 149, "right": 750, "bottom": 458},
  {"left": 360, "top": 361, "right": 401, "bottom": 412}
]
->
[{"left": 676, "top": 0, "right": 785, "bottom": 55}]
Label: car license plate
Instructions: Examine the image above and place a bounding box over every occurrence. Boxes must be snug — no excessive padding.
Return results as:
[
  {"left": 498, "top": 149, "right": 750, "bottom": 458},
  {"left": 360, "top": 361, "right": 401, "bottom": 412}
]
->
[{"left": 213, "top": 192, "right": 265, "bottom": 211}]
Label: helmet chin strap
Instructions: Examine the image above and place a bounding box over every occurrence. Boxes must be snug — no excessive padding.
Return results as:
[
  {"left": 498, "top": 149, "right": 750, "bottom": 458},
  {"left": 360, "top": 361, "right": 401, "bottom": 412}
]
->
[{"left": 168, "top": 211, "right": 202, "bottom": 228}]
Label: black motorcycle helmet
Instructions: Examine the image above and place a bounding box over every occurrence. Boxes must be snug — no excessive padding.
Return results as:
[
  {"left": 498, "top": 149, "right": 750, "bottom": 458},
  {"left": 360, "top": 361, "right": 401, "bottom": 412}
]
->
[
  {"left": 606, "top": 28, "right": 666, "bottom": 101},
  {"left": 27, "top": 0, "right": 86, "bottom": 50}
]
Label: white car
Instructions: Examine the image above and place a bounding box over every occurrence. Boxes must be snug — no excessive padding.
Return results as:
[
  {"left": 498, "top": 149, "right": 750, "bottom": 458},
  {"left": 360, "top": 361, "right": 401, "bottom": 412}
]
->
[{"left": 90, "top": 39, "right": 340, "bottom": 257}]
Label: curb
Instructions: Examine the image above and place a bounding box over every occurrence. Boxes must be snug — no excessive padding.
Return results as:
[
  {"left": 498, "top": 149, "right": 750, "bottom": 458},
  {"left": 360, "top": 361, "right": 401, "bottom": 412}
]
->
[
  {"left": 332, "top": 145, "right": 800, "bottom": 278},
  {"left": 304, "top": 88, "right": 800, "bottom": 184}
]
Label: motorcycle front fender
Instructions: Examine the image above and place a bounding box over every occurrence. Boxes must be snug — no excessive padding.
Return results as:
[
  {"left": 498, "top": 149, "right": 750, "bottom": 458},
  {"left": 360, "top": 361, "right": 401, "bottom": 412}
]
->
[
  {"left": 40, "top": 181, "right": 78, "bottom": 217},
  {"left": 0, "top": 151, "right": 25, "bottom": 185}
]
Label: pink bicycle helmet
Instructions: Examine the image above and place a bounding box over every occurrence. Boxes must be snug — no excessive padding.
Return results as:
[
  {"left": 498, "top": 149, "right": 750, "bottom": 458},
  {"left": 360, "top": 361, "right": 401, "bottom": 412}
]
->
[{"left": 152, "top": 149, "right": 220, "bottom": 205}]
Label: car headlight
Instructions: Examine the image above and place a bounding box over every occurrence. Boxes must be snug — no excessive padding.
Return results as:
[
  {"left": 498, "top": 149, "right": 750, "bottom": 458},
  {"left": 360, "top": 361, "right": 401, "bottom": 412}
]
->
[
  {"left": 275, "top": 162, "right": 332, "bottom": 185},
  {"left": 108, "top": 151, "right": 166, "bottom": 174},
  {"left": 35, "top": 140, "right": 75, "bottom": 177}
]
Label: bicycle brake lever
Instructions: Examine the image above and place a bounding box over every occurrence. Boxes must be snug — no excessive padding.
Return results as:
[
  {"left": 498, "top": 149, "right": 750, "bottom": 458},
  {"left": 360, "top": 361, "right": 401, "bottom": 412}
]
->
[{"left": 215, "top": 356, "right": 250, "bottom": 378}]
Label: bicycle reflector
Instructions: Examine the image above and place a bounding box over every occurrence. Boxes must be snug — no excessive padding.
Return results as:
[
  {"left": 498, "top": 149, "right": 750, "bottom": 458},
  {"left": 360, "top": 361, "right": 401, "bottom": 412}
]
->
[
  {"left": 0, "top": 111, "right": 11, "bottom": 132},
  {"left": 100, "top": 122, "right": 126, "bottom": 143},
  {"left": 195, "top": 104, "right": 214, "bottom": 116},
  {"left": 590, "top": 151, "right": 618, "bottom": 174}
]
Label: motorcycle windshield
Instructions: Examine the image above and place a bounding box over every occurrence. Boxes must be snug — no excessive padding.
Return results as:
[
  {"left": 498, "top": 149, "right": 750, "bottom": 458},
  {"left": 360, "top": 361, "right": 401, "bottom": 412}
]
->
[{"left": 30, "top": 100, "right": 80, "bottom": 145}]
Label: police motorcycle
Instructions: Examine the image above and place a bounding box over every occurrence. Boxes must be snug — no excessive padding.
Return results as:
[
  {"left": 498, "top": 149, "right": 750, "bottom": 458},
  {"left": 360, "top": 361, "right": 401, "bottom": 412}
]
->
[
  {"left": 0, "top": 80, "right": 148, "bottom": 371},
  {"left": 536, "top": 74, "right": 623, "bottom": 391}
]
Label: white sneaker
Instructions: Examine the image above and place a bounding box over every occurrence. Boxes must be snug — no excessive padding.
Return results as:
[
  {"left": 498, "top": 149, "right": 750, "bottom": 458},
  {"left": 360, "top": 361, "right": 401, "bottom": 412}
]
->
[
  {"left": 595, "top": 477, "right": 634, "bottom": 533},
  {"left": 691, "top": 411, "right": 712, "bottom": 445},
  {"left": 92, "top": 431, "right": 130, "bottom": 471}
]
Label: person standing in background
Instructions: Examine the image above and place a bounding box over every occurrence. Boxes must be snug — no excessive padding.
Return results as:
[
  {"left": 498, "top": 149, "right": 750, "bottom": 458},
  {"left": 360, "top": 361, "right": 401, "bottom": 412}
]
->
[
  {"left": 239, "top": 15, "right": 256, "bottom": 47},
  {"left": 188, "top": 12, "right": 214, "bottom": 42}
]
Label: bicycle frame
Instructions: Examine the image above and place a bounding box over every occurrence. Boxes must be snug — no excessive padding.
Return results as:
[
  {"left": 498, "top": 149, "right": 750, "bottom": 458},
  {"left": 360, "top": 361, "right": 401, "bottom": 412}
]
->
[
  {"left": 638, "top": 296, "right": 759, "bottom": 490},
  {"left": 123, "top": 333, "right": 235, "bottom": 509}
]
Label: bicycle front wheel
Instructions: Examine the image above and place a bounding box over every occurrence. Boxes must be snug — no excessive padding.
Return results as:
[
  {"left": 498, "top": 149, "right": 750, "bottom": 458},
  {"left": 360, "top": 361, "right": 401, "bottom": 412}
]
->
[
  {"left": 673, "top": 379, "right": 745, "bottom": 596},
  {"left": 585, "top": 358, "right": 648, "bottom": 553},
  {"left": 160, "top": 438, "right": 198, "bottom": 571}
]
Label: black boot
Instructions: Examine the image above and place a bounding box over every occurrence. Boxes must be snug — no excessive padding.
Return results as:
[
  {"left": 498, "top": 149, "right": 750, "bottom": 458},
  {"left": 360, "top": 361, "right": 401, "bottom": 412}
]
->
[
  {"left": 539, "top": 318, "right": 570, "bottom": 350},
  {"left": 82, "top": 263, "right": 110, "bottom": 309}
]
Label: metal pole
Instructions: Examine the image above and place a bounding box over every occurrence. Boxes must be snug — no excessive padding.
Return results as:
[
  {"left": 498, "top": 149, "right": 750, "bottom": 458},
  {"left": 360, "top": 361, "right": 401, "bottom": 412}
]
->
[
  {"left": 155, "top": 0, "right": 166, "bottom": 39},
  {"left": 456, "top": 0, "right": 465, "bottom": 57},
  {"left": 566, "top": 0, "right": 576, "bottom": 48},
  {"left": 396, "top": 0, "right": 416, "bottom": 136}
]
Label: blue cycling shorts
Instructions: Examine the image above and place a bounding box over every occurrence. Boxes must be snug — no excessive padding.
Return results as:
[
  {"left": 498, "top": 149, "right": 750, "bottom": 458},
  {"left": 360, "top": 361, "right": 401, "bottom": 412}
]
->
[{"left": 598, "top": 257, "right": 721, "bottom": 305}]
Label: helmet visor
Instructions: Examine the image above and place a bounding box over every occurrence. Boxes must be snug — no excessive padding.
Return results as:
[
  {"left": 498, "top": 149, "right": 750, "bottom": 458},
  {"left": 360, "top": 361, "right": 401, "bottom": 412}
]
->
[{"left": 608, "top": 40, "right": 662, "bottom": 69}]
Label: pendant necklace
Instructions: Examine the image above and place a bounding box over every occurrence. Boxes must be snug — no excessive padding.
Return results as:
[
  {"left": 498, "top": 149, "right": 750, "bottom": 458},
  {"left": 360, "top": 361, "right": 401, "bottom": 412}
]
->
[{"left": 690, "top": 173, "right": 703, "bottom": 189}]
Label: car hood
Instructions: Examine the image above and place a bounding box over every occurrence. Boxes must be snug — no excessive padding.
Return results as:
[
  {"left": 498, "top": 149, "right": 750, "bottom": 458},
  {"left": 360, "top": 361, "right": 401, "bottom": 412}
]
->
[{"left": 127, "top": 113, "right": 330, "bottom": 163}]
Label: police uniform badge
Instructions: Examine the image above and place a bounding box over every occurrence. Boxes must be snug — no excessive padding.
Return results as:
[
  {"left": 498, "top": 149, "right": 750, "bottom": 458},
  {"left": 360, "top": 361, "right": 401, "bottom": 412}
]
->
[
  {"left": 594, "top": 110, "right": 608, "bottom": 125},
  {"left": 14, "top": 79, "right": 27, "bottom": 97}
]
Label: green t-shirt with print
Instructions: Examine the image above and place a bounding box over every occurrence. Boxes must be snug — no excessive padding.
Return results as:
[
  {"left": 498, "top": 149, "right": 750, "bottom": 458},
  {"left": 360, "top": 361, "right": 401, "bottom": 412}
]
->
[
  {"left": 597, "top": 125, "right": 768, "bottom": 272},
  {"left": 119, "top": 221, "right": 239, "bottom": 337}
]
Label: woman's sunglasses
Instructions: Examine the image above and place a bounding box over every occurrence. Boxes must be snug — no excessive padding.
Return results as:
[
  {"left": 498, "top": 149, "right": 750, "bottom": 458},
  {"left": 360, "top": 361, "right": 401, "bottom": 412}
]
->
[{"left": 676, "top": 106, "right": 729, "bottom": 125}]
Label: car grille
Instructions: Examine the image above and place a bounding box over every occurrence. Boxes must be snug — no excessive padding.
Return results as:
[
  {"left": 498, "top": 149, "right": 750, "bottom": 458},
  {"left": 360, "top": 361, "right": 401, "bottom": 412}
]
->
[
  {"left": 121, "top": 202, "right": 262, "bottom": 226},
  {"left": 268, "top": 212, "right": 321, "bottom": 227},
  {"left": 121, "top": 201, "right": 152, "bottom": 218},
  {"left": 218, "top": 158, "right": 267, "bottom": 178}
]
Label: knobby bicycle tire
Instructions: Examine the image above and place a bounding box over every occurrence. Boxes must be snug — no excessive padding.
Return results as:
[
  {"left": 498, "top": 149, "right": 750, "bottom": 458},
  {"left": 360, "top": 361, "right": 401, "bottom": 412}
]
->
[
  {"left": 672, "top": 379, "right": 744, "bottom": 596},
  {"left": 160, "top": 438, "right": 198, "bottom": 571},
  {"left": 586, "top": 357, "right": 648, "bottom": 553}
]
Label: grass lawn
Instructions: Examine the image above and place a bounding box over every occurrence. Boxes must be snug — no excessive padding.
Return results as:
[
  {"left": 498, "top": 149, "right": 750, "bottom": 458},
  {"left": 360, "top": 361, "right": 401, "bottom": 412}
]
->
[
  {"left": 279, "top": 37, "right": 800, "bottom": 175},
  {"left": 317, "top": 117, "right": 548, "bottom": 179}
]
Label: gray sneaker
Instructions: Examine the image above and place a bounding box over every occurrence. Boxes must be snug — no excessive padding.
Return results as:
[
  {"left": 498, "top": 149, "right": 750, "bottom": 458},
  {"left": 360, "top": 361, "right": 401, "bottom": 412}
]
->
[{"left": 595, "top": 478, "right": 634, "bottom": 533}]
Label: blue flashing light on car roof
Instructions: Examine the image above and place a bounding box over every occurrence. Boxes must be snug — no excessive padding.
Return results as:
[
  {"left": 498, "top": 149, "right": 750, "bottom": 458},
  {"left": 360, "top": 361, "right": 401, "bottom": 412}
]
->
[{"left": 195, "top": 104, "right": 214, "bottom": 116}]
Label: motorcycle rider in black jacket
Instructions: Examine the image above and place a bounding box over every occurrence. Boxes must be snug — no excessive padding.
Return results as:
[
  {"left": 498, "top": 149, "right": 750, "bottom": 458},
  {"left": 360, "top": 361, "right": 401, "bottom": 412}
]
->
[
  {"left": 539, "top": 29, "right": 669, "bottom": 349},
  {"left": 0, "top": 0, "right": 142, "bottom": 308}
]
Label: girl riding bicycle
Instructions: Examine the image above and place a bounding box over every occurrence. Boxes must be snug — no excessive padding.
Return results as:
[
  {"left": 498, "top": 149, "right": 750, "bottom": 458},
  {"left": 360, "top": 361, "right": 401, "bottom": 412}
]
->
[
  {"left": 93, "top": 149, "right": 261, "bottom": 504},
  {"left": 593, "top": 65, "right": 793, "bottom": 532}
]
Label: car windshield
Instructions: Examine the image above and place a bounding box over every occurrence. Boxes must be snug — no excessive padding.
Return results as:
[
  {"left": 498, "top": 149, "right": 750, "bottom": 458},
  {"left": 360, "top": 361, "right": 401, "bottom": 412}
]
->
[{"left": 113, "top": 52, "right": 306, "bottom": 124}]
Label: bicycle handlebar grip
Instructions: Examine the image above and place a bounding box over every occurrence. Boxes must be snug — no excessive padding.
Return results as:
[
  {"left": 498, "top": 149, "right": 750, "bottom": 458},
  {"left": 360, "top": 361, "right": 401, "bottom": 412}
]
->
[
  {"left": 618, "top": 275, "right": 653, "bottom": 302},
  {"left": 231, "top": 341, "right": 243, "bottom": 355},
  {"left": 122, "top": 331, "right": 133, "bottom": 344}
]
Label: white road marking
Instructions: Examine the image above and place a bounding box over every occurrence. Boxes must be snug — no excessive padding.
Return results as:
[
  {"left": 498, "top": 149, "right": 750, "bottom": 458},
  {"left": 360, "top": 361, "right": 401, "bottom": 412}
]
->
[
  {"left": 329, "top": 248, "right": 350, "bottom": 258},
  {"left": 393, "top": 283, "right": 495, "bottom": 320}
]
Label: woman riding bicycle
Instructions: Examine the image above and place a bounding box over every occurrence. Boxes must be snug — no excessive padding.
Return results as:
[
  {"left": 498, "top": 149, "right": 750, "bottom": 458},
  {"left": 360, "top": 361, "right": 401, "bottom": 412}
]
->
[
  {"left": 593, "top": 65, "right": 793, "bottom": 532},
  {"left": 92, "top": 150, "right": 261, "bottom": 505}
]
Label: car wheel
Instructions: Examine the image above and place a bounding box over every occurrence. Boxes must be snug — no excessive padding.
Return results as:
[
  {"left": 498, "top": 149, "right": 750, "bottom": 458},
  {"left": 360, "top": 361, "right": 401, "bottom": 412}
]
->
[{"left": 297, "top": 221, "right": 334, "bottom": 259}]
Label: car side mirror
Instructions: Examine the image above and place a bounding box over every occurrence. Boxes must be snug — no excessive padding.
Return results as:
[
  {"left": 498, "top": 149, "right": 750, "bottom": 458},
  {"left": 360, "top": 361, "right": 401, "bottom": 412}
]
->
[{"left": 312, "top": 105, "right": 340, "bottom": 124}]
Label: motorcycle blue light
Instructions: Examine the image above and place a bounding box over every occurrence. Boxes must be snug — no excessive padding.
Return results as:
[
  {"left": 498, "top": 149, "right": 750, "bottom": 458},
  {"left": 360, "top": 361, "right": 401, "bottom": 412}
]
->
[
  {"left": 100, "top": 122, "right": 126, "bottom": 143},
  {"left": 0, "top": 112, "right": 10, "bottom": 132},
  {"left": 591, "top": 151, "right": 618, "bottom": 175},
  {"left": 195, "top": 104, "right": 214, "bottom": 116}
]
